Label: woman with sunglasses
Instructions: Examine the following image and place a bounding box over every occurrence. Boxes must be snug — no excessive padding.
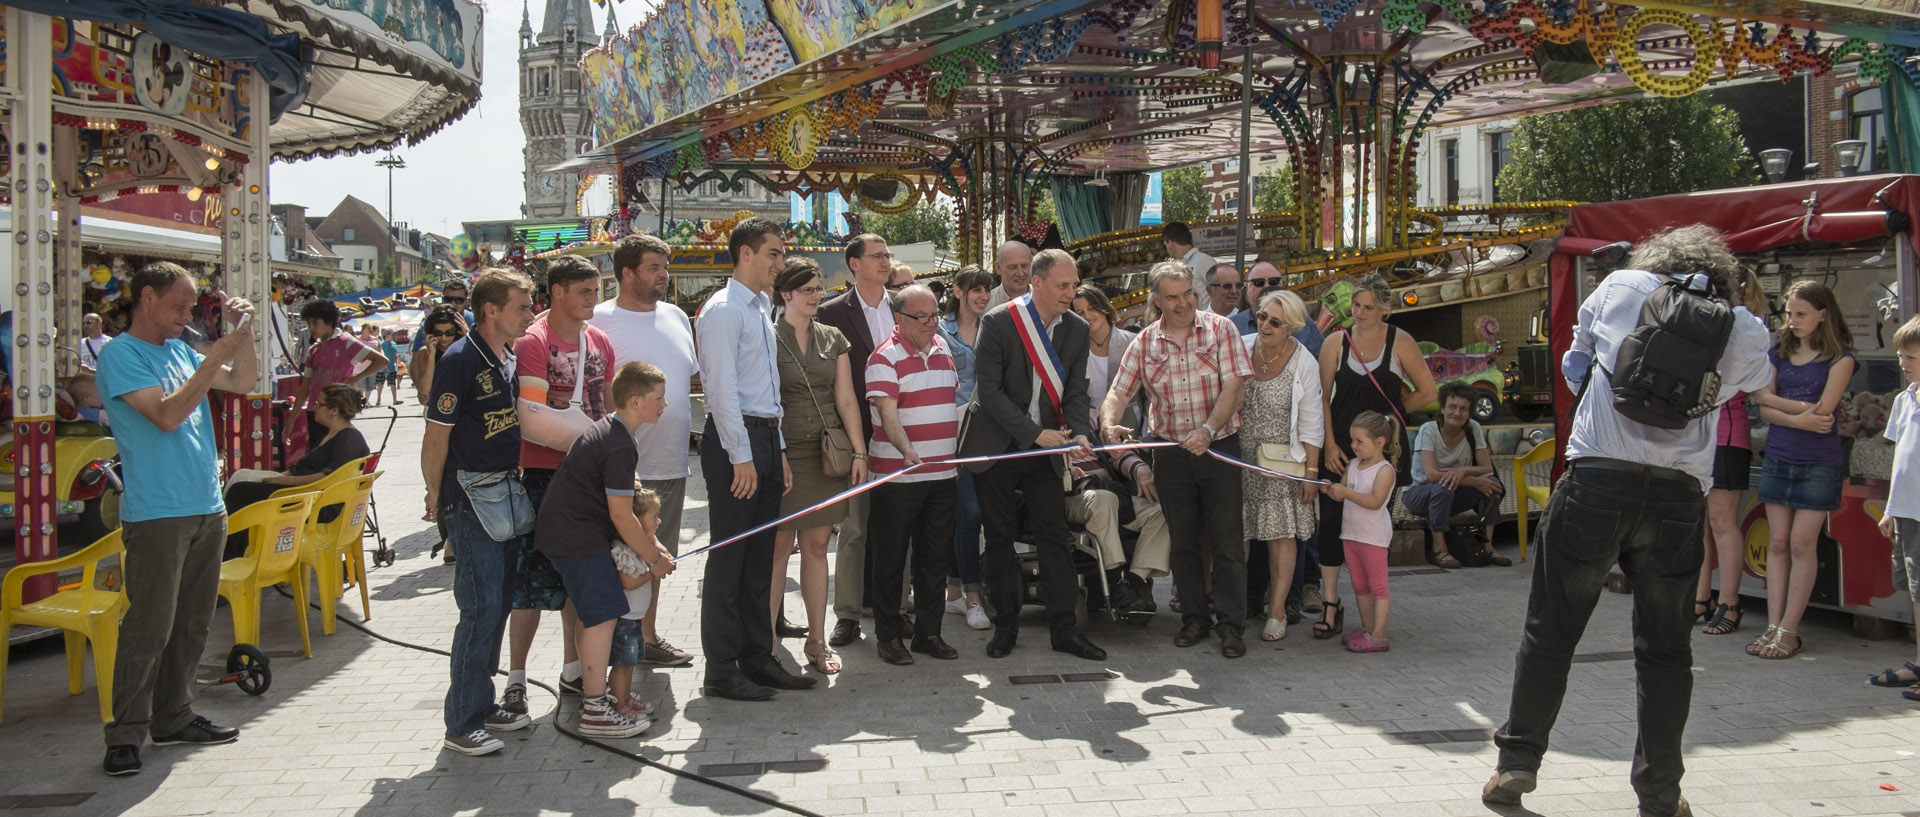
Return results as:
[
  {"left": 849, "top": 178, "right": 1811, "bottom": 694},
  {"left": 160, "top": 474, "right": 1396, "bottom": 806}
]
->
[
  {"left": 411, "top": 306, "right": 467, "bottom": 405},
  {"left": 1241, "top": 290, "right": 1324, "bottom": 641}
]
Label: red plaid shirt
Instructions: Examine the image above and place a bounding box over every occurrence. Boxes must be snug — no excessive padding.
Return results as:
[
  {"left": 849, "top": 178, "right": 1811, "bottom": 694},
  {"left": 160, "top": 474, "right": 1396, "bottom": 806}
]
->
[{"left": 1108, "top": 310, "right": 1253, "bottom": 441}]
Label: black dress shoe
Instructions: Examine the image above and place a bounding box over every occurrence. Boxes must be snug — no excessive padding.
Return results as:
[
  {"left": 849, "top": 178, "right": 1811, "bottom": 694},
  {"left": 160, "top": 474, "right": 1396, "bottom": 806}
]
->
[
  {"left": 1053, "top": 633, "right": 1107, "bottom": 661},
  {"left": 911, "top": 635, "right": 959, "bottom": 659},
  {"left": 748, "top": 663, "right": 819, "bottom": 690},
  {"left": 828, "top": 618, "right": 861, "bottom": 647},
  {"left": 900, "top": 616, "right": 915, "bottom": 640},
  {"left": 776, "top": 613, "right": 810, "bottom": 639},
  {"left": 1173, "top": 620, "right": 1209, "bottom": 647},
  {"left": 1217, "top": 626, "right": 1247, "bottom": 659},
  {"left": 703, "top": 676, "right": 776, "bottom": 701},
  {"left": 877, "top": 638, "right": 914, "bottom": 665},
  {"left": 986, "top": 628, "right": 1017, "bottom": 658}
]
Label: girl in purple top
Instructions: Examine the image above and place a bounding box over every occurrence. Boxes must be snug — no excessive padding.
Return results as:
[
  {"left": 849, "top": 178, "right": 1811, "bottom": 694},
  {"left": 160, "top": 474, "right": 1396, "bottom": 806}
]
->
[
  {"left": 1750, "top": 281, "right": 1855, "bottom": 660},
  {"left": 1697, "top": 271, "right": 1768, "bottom": 636}
]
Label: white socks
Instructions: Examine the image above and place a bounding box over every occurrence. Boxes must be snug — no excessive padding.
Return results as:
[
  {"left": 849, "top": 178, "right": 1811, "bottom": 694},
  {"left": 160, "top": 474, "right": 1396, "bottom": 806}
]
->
[
  {"left": 508, "top": 670, "right": 526, "bottom": 686},
  {"left": 562, "top": 661, "right": 582, "bottom": 682}
]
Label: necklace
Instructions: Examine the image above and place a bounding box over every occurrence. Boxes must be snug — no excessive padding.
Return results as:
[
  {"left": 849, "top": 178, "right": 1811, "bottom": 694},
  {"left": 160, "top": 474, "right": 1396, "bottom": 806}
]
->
[{"left": 1257, "top": 340, "right": 1289, "bottom": 371}]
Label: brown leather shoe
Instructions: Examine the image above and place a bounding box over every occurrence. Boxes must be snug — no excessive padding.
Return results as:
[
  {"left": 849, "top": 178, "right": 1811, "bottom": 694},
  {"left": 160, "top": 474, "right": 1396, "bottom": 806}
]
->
[
  {"left": 1481, "top": 769, "right": 1536, "bottom": 805},
  {"left": 876, "top": 637, "right": 914, "bottom": 665},
  {"left": 910, "top": 636, "right": 959, "bottom": 660},
  {"left": 1638, "top": 796, "right": 1691, "bottom": 817},
  {"left": 1173, "top": 620, "right": 1209, "bottom": 647},
  {"left": 828, "top": 618, "right": 861, "bottom": 647}
]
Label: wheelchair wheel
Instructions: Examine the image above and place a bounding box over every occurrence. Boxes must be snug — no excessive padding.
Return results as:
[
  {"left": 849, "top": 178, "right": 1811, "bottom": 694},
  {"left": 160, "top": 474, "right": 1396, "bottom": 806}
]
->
[{"left": 228, "top": 644, "right": 272, "bottom": 696}]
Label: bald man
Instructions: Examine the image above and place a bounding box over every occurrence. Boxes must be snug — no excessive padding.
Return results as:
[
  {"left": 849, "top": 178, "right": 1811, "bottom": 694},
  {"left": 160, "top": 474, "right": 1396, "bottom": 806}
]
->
[{"left": 985, "top": 241, "right": 1034, "bottom": 309}]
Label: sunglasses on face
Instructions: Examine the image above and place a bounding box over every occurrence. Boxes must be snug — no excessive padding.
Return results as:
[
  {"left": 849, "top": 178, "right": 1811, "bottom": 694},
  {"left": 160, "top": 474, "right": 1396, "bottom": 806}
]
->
[
  {"left": 427, "top": 328, "right": 461, "bottom": 338},
  {"left": 1211, "top": 282, "right": 1244, "bottom": 290},
  {"left": 1256, "top": 314, "right": 1287, "bottom": 331},
  {"left": 443, "top": 296, "right": 467, "bottom": 304},
  {"left": 1247, "top": 277, "right": 1278, "bottom": 288}
]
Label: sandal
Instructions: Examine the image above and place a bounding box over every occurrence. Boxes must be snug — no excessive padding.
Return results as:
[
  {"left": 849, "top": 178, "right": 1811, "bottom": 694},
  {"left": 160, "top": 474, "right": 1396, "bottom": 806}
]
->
[
  {"left": 1869, "top": 660, "right": 1920, "bottom": 687},
  {"left": 1312, "top": 599, "right": 1344, "bottom": 640},
  {"left": 804, "top": 638, "right": 841, "bottom": 675},
  {"left": 1745, "top": 624, "right": 1781, "bottom": 656},
  {"left": 1755, "top": 628, "right": 1803, "bottom": 660},
  {"left": 1702, "top": 603, "right": 1742, "bottom": 635},
  {"left": 1903, "top": 683, "right": 1920, "bottom": 702},
  {"left": 1430, "top": 546, "right": 1463, "bottom": 570}
]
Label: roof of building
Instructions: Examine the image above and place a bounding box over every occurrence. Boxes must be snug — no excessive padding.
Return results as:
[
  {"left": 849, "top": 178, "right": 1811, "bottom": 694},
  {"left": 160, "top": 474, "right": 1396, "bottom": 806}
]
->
[{"left": 540, "top": 0, "right": 596, "bottom": 40}]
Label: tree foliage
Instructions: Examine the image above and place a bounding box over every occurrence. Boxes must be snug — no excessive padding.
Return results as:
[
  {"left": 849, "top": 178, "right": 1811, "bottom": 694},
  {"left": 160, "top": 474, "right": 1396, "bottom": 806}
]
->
[
  {"left": 1162, "top": 165, "right": 1210, "bottom": 224},
  {"left": 857, "top": 199, "right": 954, "bottom": 249},
  {"left": 1253, "top": 164, "right": 1296, "bottom": 213},
  {"left": 1496, "top": 96, "right": 1759, "bottom": 203}
]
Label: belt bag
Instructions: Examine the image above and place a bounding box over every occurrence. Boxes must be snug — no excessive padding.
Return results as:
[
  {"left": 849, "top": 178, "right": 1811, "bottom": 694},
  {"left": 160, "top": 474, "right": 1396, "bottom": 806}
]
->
[
  {"left": 456, "top": 469, "right": 535, "bottom": 541},
  {"left": 516, "top": 328, "right": 595, "bottom": 452},
  {"left": 1256, "top": 442, "right": 1307, "bottom": 478}
]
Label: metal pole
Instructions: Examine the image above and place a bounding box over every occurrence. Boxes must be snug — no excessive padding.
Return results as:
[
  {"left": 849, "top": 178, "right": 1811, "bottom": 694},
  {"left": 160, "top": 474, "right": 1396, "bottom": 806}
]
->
[
  {"left": 1234, "top": 45, "right": 1254, "bottom": 269},
  {"left": 8, "top": 6, "right": 59, "bottom": 600}
]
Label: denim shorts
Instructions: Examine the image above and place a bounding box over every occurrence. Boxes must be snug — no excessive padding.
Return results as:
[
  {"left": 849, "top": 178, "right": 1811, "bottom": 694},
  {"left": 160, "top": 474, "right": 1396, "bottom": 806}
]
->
[
  {"left": 610, "top": 617, "right": 647, "bottom": 667},
  {"left": 548, "top": 552, "right": 629, "bottom": 627},
  {"left": 1756, "top": 458, "right": 1844, "bottom": 511}
]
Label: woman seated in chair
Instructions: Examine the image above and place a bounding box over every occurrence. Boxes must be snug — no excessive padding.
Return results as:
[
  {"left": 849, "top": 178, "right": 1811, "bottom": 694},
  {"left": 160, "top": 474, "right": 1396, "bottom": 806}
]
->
[
  {"left": 223, "top": 384, "right": 369, "bottom": 558},
  {"left": 1401, "top": 382, "right": 1509, "bottom": 568}
]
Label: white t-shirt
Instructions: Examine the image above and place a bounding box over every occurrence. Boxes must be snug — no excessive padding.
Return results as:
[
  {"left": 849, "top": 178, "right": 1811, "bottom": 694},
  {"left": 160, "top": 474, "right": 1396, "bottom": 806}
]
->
[
  {"left": 1885, "top": 386, "right": 1920, "bottom": 521},
  {"left": 590, "top": 301, "right": 697, "bottom": 479},
  {"left": 1184, "top": 246, "right": 1219, "bottom": 313}
]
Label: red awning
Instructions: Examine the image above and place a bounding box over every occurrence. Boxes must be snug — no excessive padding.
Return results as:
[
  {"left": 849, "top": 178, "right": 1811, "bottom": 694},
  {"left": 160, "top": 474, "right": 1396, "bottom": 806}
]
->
[{"left": 1556, "top": 173, "right": 1920, "bottom": 256}]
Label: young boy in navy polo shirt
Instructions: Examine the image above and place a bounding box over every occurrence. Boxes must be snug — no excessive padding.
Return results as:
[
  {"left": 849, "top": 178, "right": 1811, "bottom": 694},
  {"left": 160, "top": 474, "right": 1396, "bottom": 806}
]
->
[{"left": 535, "top": 361, "right": 676, "bottom": 737}]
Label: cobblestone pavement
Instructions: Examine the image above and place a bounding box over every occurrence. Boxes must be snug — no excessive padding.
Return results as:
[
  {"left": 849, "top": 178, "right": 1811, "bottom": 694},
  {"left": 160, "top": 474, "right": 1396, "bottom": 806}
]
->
[{"left": 3, "top": 408, "right": 1919, "bottom": 817}]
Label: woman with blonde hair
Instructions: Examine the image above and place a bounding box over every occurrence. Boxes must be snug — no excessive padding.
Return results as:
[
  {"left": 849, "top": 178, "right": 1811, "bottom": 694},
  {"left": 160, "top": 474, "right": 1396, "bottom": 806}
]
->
[{"left": 1240, "top": 290, "right": 1322, "bottom": 640}]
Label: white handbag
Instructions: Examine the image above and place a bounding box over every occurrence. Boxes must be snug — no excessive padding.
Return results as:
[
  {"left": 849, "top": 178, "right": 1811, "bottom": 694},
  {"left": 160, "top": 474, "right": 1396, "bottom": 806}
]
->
[
  {"left": 515, "top": 328, "right": 597, "bottom": 451},
  {"left": 1257, "top": 442, "right": 1308, "bottom": 478}
]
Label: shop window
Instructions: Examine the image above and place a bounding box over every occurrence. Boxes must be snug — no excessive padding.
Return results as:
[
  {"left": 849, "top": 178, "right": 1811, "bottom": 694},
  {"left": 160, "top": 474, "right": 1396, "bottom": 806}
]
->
[
  {"left": 1488, "top": 131, "right": 1513, "bottom": 202},
  {"left": 1848, "top": 87, "right": 1887, "bottom": 173},
  {"left": 1442, "top": 138, "right": 1460, "bottom": 205}
]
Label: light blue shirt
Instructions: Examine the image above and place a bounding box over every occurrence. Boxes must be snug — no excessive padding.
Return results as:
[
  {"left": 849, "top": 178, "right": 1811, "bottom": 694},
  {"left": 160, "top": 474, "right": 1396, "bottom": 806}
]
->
[
  {"left": 96, "top": 335, "right": 222, "bottom": 522},
  {"left": 1562, "top": 269, "right": 1773, "bottom": 492},
  {"left": 696, "top": 278, "right": 784, "bottom": 464},
  {"left": 937, "top": 315, "right": 978, "bottom": 405}
]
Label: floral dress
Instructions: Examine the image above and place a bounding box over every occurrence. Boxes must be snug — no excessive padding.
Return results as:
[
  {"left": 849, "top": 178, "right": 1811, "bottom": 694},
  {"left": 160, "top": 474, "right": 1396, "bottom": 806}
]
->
[{"left": 1242, "top": 348, "right": 1317, "bottom": 541}]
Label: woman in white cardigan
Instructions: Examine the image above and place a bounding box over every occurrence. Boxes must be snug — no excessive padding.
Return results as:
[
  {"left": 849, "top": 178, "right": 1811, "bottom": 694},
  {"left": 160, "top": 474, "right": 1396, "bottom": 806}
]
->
[
  {"left": 1074, "top": 285, "right": 1140, "bottom": 430},
  {"left": 1238, "top": 289, "right": 1324, "bottom": 641}
]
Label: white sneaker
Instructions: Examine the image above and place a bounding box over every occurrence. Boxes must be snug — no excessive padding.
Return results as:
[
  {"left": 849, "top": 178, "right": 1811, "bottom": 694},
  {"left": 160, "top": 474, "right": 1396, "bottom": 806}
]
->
[
  {"left": 965, "top": 602, "right": 991, "bottom": 630},
  {"left": 444, "top": 729, "right": 504, "bottom": 756},
  {"left": 945, "top": 596, "right": 968, "bottom": 616},
  {"left": 579, "top": 694, "right": 650, "bottom": 738}
]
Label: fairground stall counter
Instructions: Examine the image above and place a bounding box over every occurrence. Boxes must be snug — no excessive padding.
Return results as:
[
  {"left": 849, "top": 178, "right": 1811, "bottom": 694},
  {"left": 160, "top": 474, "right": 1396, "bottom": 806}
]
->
[
  {"left": 1549, "top": 174, "right": 1920, "bottom": 626},
  {"left": 0, "top": 0, "right": 481, "bottom": 605}
]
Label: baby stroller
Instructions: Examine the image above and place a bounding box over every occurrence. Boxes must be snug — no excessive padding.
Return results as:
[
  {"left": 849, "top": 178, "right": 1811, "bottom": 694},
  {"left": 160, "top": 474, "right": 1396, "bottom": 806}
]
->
[{"left": 360, "top": 406, "right": 399, "bottom": 568}]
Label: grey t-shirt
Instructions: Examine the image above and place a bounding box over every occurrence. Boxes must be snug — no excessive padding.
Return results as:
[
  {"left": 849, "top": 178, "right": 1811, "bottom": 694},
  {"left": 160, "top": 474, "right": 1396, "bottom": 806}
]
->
[{"left": 1412, "top": 420, "right": 1486, "bottom": 485}]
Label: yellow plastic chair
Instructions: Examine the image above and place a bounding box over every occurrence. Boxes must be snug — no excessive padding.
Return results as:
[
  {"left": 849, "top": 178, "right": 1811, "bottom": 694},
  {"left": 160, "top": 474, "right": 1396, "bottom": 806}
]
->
[
  {"left": 220, "top": 495, "right": 317, "bottom": 659},
  {"left": 297, "top": 472, "right": 381, "bottom": 634},
  {"left": 269, "top": 455, "right": 371, "bottom": 500},
  {"left": 1513, "top": 438, "right": 1558, "bottom": 562},
  {"left": 0, "top": 530, "right": 127, "bottom": 724}
]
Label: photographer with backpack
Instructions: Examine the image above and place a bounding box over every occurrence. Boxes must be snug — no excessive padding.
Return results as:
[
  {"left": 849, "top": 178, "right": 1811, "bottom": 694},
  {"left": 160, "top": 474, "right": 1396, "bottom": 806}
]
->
[{"left": 1484, "top": 226, "right": 1773, "bottom": 817}]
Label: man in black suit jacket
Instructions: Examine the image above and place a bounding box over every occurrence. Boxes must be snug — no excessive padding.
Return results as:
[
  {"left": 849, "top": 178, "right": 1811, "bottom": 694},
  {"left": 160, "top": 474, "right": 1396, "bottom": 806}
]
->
[
  {"left": 816, "top": 235, "right": 912, "bottom": 647},
  {"left": 958, "top": 248, "right": 1109, "bottom": 660}
]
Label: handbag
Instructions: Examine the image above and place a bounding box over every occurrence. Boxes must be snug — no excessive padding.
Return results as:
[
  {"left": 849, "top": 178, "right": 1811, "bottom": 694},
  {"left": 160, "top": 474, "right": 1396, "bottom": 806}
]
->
[
  {"left": 456, "top": 469, "right": 536, "bottom": 541},
  {"left": 516, "top": 327, "right": 596, "bottom": 451},
  {"left": 1256, "top": 442, "right": 1308, "bottom": 478},
  {"left": 778, "top": 325, "right": 854, "bottom": 477}
]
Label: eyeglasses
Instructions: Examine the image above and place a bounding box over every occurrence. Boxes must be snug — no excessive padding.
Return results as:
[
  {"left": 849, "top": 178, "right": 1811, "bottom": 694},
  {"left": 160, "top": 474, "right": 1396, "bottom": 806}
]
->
[
  {"left": 1211, "top": 282, "right": 1244, "bottom": 290},
  {"left": 1247, "top": 277, "right": 1279, "bottom": 288},
  {"left": 442, "top": 296, "right": 467, "bottom": 304},
  {"left": 426, "top": 328, "right": 461, "bottom": 338},
  {"left": 795, "top": 285, "right": 825, "bottom": 296},
  {"left": 885, "top": 281, "right": 911, "bottom": 291},
  {"left": 1256, "top": 314, "right": 1288, "bottom": 331},
  {"left": 897, "top": 312, "right": 938, "bottom": 324}
]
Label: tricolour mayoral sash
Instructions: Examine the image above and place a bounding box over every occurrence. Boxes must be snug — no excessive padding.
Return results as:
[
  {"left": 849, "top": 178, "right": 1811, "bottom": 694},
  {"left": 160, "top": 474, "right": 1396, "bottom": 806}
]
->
[{"left": 1011, "top": 294, "right": 1076, "bottom": 488}]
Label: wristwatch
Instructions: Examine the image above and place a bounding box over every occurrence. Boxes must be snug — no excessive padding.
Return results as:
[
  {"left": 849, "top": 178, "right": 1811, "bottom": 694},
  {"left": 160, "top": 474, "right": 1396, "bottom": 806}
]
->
[{"left": 1204, "top": 423, "right": 1223, "bottom": 441}]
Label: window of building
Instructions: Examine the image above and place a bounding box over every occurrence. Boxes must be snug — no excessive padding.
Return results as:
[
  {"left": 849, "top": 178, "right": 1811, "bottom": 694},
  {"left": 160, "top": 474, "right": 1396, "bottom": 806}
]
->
[
  {"left": 353, "top": 258, "right": 364, "bottom": 271},
  {"left": 1442, "top": 138, "right": 1460, "bottom": 205},
  {"left": 343, "top": 227, "right": 355, "bottom": 241},
  {"left": 536, "top": 68, "right": 552, "bottom": 97},
  {"left": 1488, "top": 131, "right": 1514, "bottom": 202},
  {"left": 1848, "top": 86, "right": 1887, "bottom": 173},
  {"left": 565, "top": 70, "right": 580, "bottom": 93}
]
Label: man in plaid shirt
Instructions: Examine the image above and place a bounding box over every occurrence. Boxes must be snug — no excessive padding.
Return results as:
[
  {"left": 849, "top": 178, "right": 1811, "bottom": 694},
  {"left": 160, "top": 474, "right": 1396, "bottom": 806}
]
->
[{"left": 1099, "top": 260, "right": 1255, "bottom": 658}]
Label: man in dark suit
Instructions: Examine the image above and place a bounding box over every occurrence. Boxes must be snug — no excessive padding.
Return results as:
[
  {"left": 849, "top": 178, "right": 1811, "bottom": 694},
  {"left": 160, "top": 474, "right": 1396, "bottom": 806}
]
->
[
  {"left": 958, "top": 248, "right": 1108, "bottom": 660},
  {"left": 816, "top": 234, "right": 910, "bottom": 647}
]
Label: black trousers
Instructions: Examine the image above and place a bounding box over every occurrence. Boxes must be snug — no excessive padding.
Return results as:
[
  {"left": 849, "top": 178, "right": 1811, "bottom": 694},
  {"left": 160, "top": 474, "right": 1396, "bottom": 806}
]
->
[
  {"left": 1494, "top": 459, "right": 1705, "bottom": 816},
  {"left": 1155, "top": 435, "right": 1247, "bottom": 631},
  {"left": 867, "top": 478, "right": 956, "bottom": 641},
  {"left": 697, "top": 419, "right": 782, "bottom": 680},
  {"left": 978, "top": 453, "right": 1078, "bottom": 643}
]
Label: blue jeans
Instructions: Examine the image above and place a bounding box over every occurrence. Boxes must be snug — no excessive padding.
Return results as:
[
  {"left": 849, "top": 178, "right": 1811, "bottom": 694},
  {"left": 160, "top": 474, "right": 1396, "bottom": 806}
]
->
[
  {"left": 948, "top": 470, "right": 983, "bottom": 593},
  {"left": 1494, "top": 459, "right": 1704, "bottom": 816},
  {"left": 441, "top": 485, "right": 520, "bottom": 736}
]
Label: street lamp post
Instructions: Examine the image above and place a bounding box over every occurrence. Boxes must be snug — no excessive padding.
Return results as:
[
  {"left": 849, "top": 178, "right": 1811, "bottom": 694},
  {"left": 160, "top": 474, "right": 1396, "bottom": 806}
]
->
[{"left": 375, "top": 153, "right": 406, "bottom": 283}]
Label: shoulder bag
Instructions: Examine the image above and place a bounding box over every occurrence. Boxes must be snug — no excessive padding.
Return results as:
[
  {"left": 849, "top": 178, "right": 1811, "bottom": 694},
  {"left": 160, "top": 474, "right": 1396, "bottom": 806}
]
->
[
  {"left": 779, "top": 324, "right": 855, "bottom": 477},
  {"left": 516, "top": 328, "right": 597, "bottom": 451},
  {"left": 1255, "top": 342, "right": 1308, "bottom": 477},
  {"left": 1343, "top": 327, "right": 1414, "bottom": 487}
]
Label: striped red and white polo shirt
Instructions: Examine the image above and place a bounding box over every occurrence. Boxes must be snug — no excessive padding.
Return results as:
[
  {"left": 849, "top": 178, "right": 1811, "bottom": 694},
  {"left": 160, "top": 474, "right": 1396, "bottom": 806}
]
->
[{"left": 864, "top": 330, "right": 959, "bottom": 483}]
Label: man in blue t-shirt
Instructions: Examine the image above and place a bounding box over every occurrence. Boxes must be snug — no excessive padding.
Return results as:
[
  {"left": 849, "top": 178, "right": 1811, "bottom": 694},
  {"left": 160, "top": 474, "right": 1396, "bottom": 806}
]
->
[
  {"left": 422, "top": 268, "right": 540, "bottom": 757},
  {"left": 95, "top": 262, "right": 257, "bottom": 777}
]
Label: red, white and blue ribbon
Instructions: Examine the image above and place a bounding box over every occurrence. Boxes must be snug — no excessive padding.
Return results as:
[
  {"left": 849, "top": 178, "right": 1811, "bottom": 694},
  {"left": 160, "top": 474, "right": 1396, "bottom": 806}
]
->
[
  {"left": 673, "top": 440, "right": 1331, "bottom": 561},
  {"left": 1011, "top": 294, "right": 1069, "bottom": 419}
]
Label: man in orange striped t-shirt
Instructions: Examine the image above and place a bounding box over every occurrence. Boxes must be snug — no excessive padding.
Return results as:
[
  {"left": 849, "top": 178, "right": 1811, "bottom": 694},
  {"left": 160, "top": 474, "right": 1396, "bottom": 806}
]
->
[{"left": 864, "top": 283, "right": 961, "bottom": 666}]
